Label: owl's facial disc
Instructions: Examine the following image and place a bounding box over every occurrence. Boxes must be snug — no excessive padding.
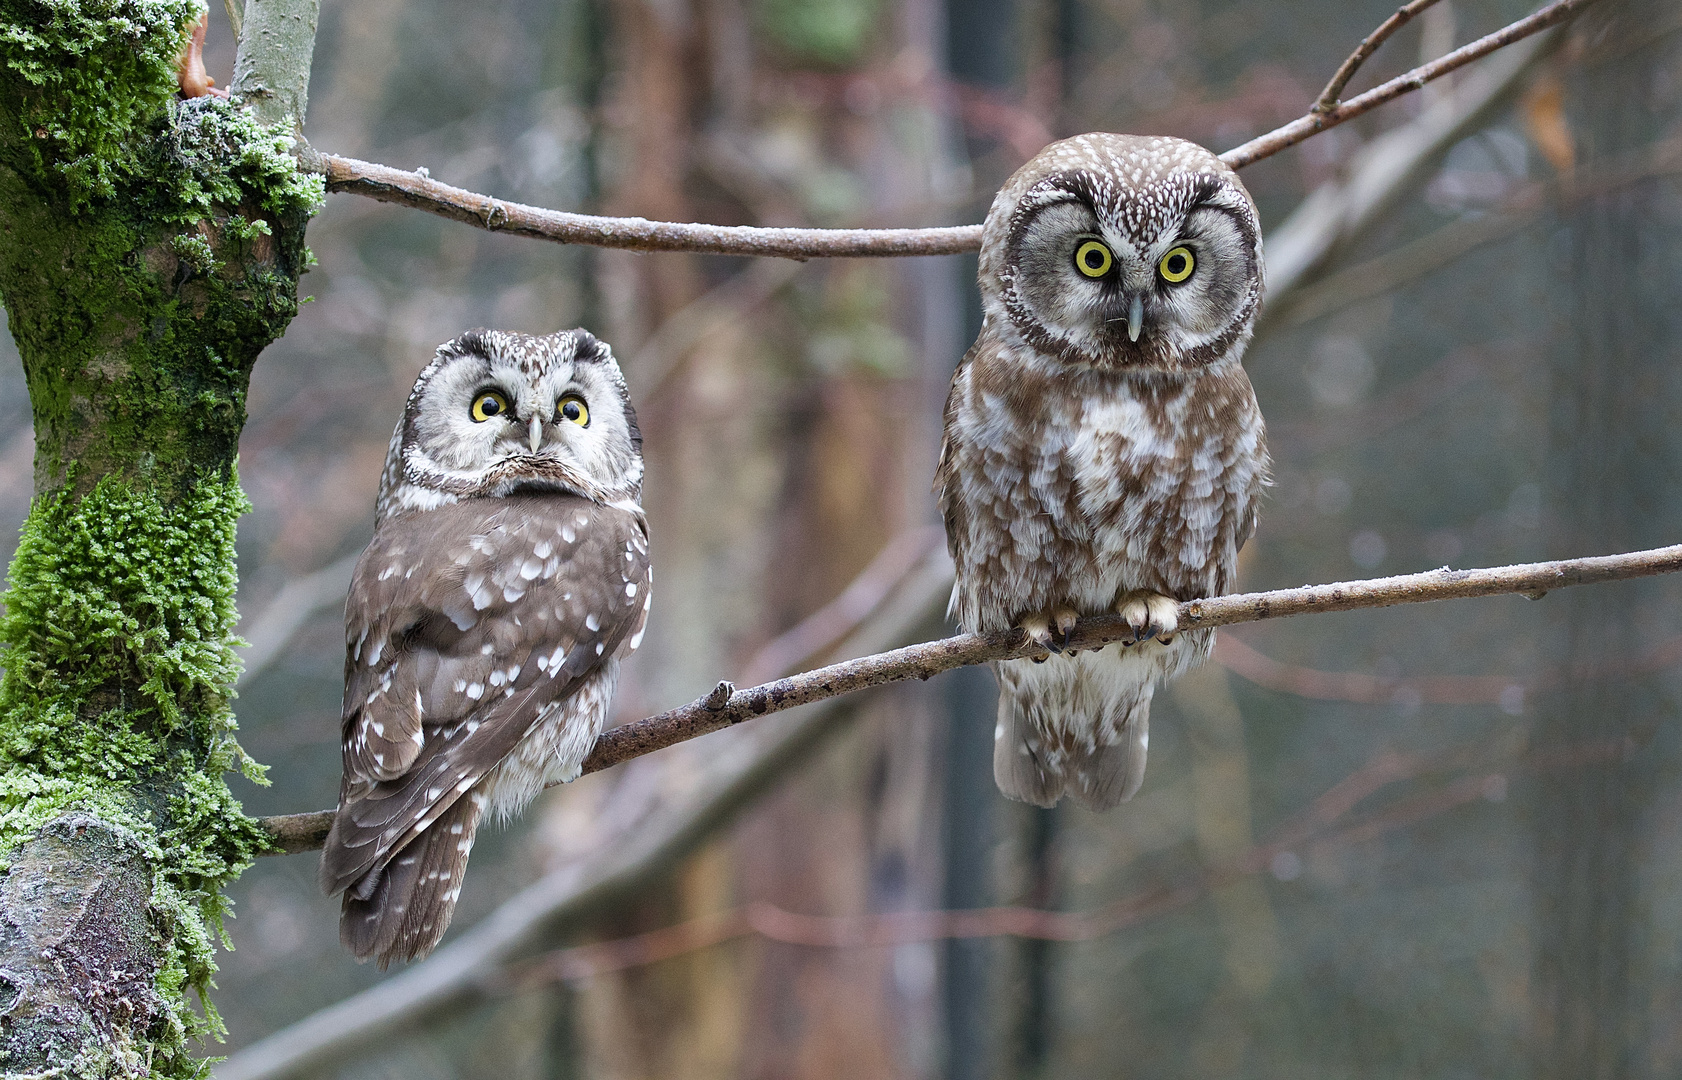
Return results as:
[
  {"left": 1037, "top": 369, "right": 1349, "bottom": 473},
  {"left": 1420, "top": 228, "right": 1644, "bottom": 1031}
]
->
[
  {"left": 393, "top": 329, "right": 644, "bottom": 511},
  {"left": 997, "top": 168, "right": 1261, "bottom": 374}
]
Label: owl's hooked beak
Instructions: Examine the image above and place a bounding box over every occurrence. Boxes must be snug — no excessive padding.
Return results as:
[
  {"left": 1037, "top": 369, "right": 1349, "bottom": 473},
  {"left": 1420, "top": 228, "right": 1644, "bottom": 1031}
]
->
[
  {"left": 528, "top": 415, "right": 544, "bottom": 453},
  {"left": 1126, "top": 294, "right": 1144, "bottom": 343}
]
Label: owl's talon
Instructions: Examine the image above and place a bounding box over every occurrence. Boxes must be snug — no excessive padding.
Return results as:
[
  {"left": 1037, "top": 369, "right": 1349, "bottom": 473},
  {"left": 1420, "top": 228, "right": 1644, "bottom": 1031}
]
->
[
  {"left": 1054, "top": 606, "right": 1079, "bottom": 648},
  {"left": 1020, "top": 607, "right": 1079, "bottom": 658},
  {"left": 1117, "top": 591, "right": 1179, "bottom": 645}
]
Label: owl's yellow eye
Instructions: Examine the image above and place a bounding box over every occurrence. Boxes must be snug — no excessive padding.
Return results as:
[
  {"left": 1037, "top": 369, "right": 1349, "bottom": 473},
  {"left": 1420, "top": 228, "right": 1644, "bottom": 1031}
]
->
[
  {"left": 1158, "top": 245, "right": 1195, "bottom": 283},
  {"left": 470, "top": 390, "right": 509, "bottom": 422},
  {"left": 556, "top": 395, "right": 589, "bottom": 427},
  {"left": 1074, "top": 240, "right": 1113, "bottom": 279}
]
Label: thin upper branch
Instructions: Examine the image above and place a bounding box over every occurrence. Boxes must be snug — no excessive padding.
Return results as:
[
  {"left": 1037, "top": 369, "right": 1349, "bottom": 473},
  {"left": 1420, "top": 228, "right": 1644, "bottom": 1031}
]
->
[
  {"left": 1315, "top": 0, "right": 1445, "bottom": 113},
  {"left": 315, "top": 0, "right": 1599, "bottom": 258},
  {"left": 1222, "top": 0, "right": 1599, "bottom": 168},
  {"left": 258, "top": 540, "right": 1682, "bottom": 854},
  {"left": 321, "top": 156, "right": 983, "bottom": 258}
]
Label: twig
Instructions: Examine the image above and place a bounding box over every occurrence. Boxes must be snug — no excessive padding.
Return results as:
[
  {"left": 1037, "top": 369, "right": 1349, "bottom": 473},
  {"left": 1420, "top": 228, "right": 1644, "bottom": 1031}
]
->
[
  {"left": 313, "top": 0, "right": 1600, "bottom": 260},
  {"left": 1258, "top": 21, "right": 1553, "bottom": 303},
  {"left": 1315, "top": 0, "right": 1445, "bottom": 113},
  {"left": 256, "top": 540, "right": 1682, "bottom": 853},
  {"left": 321, "top": 155, "right": 983, "bottom": 258},
  {"left": 1221, "top": 0, "right": 1600, "bottom": 169}
]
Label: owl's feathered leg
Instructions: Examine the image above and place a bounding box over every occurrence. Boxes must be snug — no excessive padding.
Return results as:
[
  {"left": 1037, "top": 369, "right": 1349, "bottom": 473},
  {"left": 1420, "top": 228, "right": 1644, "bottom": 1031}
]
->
[
  {"left": 992, "top": 654, "right": 1153, "bottom": 811},
  {"left": 339, "top": 789, "right": 486, "bottom": 968}
]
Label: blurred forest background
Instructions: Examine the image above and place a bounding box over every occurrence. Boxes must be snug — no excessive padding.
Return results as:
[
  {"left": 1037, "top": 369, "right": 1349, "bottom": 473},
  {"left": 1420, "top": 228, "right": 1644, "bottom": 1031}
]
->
[{"left": 3, "top": 0, "right": 1681, "bottom": 1076}]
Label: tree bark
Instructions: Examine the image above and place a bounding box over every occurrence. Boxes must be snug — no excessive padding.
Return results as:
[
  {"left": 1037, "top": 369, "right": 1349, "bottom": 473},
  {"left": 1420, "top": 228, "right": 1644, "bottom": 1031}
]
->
[{"left": 0, "top": 0, "right": 318, "bottom": 1071}]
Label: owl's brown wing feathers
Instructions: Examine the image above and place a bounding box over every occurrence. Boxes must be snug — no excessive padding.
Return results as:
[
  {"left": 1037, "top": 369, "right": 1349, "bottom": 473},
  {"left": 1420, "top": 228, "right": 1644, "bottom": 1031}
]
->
[
  {"left": 338, "top": 786, "right": 484, "bottom": 966},
  {"left": 932, "top": 340, "right": 981, "bottom": 563},
  {"left": 320, "top": 494, "right": 651, "bottom": 930}
]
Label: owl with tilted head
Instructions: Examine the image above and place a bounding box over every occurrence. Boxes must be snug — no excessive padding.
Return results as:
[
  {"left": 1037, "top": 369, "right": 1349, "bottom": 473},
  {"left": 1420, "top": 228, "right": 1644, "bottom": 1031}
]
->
[
  {"left": 320, "top": 328, "right": 651, "bottom": 966},
  {"left": 936, "top": 134, "right": 1269, "bottom": 810}
]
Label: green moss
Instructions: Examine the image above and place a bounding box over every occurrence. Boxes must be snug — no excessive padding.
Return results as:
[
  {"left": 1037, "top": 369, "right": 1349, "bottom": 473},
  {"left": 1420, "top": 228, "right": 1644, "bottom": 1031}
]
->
[
  {"left": 0, "top": 2, "right": 325, "bottom": 1072},
  {"left": 0, "top": 0, "right": 202, "bottom": 205},
  {"left": 0, "top": 475, "right": 269, "bottom": 1075},
  {"left": 0, "top": 93, "right": 323, "bottom": 494}
]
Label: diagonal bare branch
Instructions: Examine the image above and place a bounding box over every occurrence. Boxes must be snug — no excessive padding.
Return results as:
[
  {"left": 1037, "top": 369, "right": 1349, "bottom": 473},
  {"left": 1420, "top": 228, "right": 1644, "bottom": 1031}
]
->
[
  {"left": 1221, "top": 0, "right": 1600, "bottom": 168},
  {"left": 1315, "top": 0, "right": 1446, "bottom": 113},
  {"left": 315, "top": 0, "right": 1601, "bottom": 259},
  {"left": 258, "top": 540, "right": 1682, "bottom": 855}
]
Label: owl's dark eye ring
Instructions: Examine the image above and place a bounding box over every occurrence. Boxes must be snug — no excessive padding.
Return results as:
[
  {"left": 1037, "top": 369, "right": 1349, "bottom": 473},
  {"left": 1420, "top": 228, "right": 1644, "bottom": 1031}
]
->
[
  {"left": 470, "top": 389, "right": 509, "bottom": 422},
  {"left": 556, "top": 395, "right": 590, "bottom": 427},
  {"left": 1074, "top": 239, "right": 1114, "bottom": 279},
  {"left": 1158, "top": 245, "right": 1195, "bottom": 284}
]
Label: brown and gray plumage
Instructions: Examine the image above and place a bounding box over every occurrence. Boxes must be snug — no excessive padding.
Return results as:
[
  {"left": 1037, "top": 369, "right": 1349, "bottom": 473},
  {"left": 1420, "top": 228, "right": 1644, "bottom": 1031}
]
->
[
  {"left": 321, "top": 328, "right": 651, "bottom": 966},
  {"left": 936, "top": 133, "right": 1269, "bottom": 811}
]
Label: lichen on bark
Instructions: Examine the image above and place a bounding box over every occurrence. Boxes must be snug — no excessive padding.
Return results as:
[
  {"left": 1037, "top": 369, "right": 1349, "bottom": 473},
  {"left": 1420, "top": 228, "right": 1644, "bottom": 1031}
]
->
[{"left": 0, "top": 0, "right": 322, "bottom": 1072}]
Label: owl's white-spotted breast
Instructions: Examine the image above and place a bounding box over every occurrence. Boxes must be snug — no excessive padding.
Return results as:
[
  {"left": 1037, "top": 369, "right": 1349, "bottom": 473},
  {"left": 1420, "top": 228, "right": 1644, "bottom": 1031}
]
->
[
  {"left": 936, "top": 133, "right": 1268, "bottom": 810},
  {"left": 320, "top": 328, "right": 651, "bottom": 966}
]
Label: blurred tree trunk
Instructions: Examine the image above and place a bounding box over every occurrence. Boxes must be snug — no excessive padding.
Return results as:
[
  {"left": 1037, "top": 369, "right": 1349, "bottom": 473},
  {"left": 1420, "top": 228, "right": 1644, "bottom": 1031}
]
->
[
  {"left": 1533, "top": 3, "right": 1681, "bottom": 1077},
  {"left": 571, "top": 0, "right": 964, "bottom": 1073},
  {"left": 0, "top": 0, "right": 318, "bottom": 1071}
]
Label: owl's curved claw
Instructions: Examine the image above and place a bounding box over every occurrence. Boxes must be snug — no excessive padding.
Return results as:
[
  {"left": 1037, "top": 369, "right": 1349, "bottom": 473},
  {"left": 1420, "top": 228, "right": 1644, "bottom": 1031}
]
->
[
  {"left": 1019, "top": 612, "right": 1058, "bottom": 656},
  {"left": 1117, "top": 591, "right": 1178, "bottom": 645},
  {"left": 1055, "top": 607, "right": 1078, "bottom": 650},
  {"left": 1019, "top": 607, "right": 1079, "bottom": 658}
]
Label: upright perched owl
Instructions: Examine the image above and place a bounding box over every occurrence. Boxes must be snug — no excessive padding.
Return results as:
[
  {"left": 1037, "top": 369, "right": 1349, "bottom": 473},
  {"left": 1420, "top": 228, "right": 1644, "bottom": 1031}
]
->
[
  {"left": 320, "top": 328, "right": 651, "bottom": 966},
  {"left": 936, "top": 134, "right": 1269, "bottom": 810}
]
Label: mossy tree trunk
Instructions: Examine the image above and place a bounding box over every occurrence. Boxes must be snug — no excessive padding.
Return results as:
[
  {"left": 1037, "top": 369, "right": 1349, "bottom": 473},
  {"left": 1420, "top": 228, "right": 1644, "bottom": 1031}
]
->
[{"left": 0, "top": 0, "right": 319, "bottom": 1073}]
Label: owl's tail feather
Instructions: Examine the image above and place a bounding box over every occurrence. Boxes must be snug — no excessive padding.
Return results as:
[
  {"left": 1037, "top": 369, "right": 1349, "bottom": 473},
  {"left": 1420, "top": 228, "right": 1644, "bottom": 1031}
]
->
[
  {"left": 339, "top": 791, "right": 486, "bottom": 968},
  {"left": 992, "top": 687, "right": 1150, "bottom": 812}
]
